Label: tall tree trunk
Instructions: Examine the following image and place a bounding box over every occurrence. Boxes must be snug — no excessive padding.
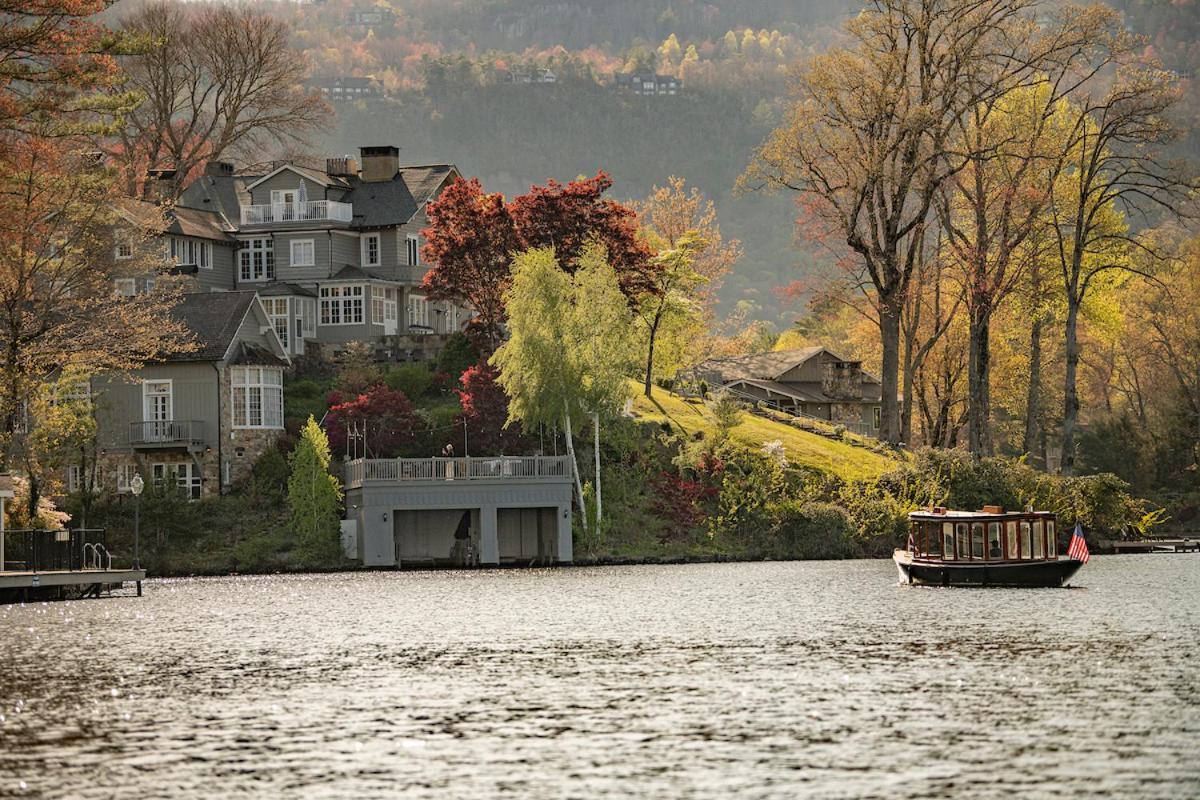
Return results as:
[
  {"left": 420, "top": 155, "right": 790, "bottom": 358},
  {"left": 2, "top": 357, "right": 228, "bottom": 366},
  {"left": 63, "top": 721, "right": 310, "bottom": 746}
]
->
[
  {"left": 592, "top": 411, "right": 602, "bottom": 529},
  {"left": 1023, "top": 315, "right": 1044, "bottom": 468},
  {"left": 643, "top": 315, "right": 660, "bottom": 398},
  {"left": 562, "top": 405, "right": 587, "bottom": 533},
  {"left": 966, "top": 303, "right": 993, "bottom": 457},
  {"left": 1060, "top": 299, "right": 1082, "bottom": 475},
  {"left": 879, "top": 298, "right": 902, "bottom": 445}
]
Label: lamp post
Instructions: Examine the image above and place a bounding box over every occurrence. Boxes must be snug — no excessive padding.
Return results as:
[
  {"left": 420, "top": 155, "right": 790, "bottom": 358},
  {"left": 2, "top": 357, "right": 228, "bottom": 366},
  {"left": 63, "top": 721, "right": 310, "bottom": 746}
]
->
[{"left": 130, "top": 473, "right": 144, "bottom": 571}]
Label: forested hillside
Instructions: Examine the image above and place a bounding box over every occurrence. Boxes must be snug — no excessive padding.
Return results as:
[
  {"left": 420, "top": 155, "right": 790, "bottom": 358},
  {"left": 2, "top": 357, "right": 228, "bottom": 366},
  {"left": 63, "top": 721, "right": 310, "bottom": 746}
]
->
[{"left": 252, "top": 0, "right": 1198, "bottom": 323}]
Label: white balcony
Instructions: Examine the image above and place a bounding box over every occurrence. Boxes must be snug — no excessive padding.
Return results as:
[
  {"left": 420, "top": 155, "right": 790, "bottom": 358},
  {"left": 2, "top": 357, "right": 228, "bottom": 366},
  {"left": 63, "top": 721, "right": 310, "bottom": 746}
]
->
[{"left": 240, "top": 200, "right": 353, "bottom": 226}]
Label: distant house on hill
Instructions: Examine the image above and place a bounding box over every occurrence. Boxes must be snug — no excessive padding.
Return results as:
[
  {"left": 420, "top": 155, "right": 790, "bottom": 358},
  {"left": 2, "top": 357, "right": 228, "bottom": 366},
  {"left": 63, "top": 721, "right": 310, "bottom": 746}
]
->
[
  {"left": 686, "top": 347, "right": 883, "bottom": 434},
  {"left": 501, "top": 67, "right": 557, "bottom": 84},
  {"left": 615, "top": 72, "right": 679, "bottom": 96},
  {"left": 307, "top": 76, "right": 384, "bottom": 102},
  {"left": 344, "top": 7, "right": 395, "bottom": 27}
]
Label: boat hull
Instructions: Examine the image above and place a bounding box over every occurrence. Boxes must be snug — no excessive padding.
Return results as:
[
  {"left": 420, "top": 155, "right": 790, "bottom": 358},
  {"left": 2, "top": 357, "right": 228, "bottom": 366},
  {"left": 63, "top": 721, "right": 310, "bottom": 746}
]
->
[{"left": 893, "top": 550, "right": 1084, "bottom": 587}]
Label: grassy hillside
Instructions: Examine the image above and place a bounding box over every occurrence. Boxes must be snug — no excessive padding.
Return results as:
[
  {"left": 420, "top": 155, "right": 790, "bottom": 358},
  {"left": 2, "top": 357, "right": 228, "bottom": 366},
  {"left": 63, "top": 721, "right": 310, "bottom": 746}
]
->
[{"left": 630, "top": 386, "right": 900, "bottom": 482}]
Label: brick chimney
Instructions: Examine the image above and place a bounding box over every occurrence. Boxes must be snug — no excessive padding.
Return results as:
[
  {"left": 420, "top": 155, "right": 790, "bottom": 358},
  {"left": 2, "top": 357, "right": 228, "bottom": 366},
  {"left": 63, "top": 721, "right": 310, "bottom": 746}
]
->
[
  {"left": 821, "top": 360, "right": 863, "bottom": 400},
  {"left": 146, "top": 167, "right": 178, "bottom": 203},
  {"left": 359, "top": 145, "right": 399, "bottom": 182}
]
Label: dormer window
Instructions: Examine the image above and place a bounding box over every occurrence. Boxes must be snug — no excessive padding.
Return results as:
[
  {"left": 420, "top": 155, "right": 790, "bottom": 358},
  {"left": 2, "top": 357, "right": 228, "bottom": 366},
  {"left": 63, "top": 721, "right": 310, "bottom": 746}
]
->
[
  {"left": 361, "top": 233, "right": 380, "bottom": 267},
  {"left": 115, "top": 240, "right": 134, "bottom": 260}
]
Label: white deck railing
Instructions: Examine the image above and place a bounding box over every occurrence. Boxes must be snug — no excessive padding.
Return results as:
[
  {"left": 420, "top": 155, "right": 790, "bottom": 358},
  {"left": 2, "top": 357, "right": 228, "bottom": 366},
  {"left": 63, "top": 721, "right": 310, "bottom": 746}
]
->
[
  {"left": 344, "top": 455, "right": 573, "bottom": 489},
  {"left": 240, "top": 200, "right": 354, "bottom": 225}
]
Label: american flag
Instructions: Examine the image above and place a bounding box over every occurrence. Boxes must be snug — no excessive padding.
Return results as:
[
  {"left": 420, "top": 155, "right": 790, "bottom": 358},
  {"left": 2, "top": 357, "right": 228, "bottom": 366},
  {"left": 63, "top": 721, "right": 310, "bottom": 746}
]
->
[{"left": 1068, "top": 522, "right": 1090, "bottom": 563}]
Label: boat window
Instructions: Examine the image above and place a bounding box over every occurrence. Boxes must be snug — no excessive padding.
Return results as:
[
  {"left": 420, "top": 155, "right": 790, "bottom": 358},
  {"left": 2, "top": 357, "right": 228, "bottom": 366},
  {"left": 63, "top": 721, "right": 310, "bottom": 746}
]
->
[
  {"left": 971, "top": 523, "right": 985, "bottom": 559},
  {"left": 987, "top": 522, "right": 1002, "bottom": 559},
  {"left": 926, "top": 523, "right": 941, "bottom": 556},
  {"left": 1047, "top": 520, "right": 1056, "bottom": 557},
  {"left": 1033, "top": 519, "right": 1044, "bottom": 559},
  {"left": 1006, "top": 521, "right": 1018, "bottom": 559},
  {"left": 943, "top": 523, "right": 954, "bottom": 560},
  {"left": 1020, "top": 521, "right": 1032, "bottom": 559},
  {"left": 956, "top": 523, "right": 970, "bottom": 561}
]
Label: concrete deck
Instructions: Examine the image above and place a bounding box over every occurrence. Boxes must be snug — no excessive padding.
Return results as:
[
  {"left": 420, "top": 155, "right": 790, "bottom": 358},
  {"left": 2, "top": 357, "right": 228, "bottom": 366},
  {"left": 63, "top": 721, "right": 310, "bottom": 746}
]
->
[{"left": 0, "top": 569, "right": 146, "bottom": 589}]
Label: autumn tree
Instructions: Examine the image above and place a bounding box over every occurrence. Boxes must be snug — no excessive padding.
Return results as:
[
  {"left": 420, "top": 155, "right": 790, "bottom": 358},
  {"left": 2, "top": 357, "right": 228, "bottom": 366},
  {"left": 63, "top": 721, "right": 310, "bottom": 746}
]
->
[
  {"left": 634, "top": 231, "right": 709, "bottom": 396},
  {"left": 420, "top": 177, "right": 519, "bottom": 351},
  {"left": 743, "top": 0, "right": 1071, "bottom": 444},
  {"left": 1048, "top": 67, "right": 1193, "bottom": 474},
  {"left": 421, "top": 172, "right": 652, "bottom": 352},
  {"left": 110, "top": 2, "right": 329, "bottom": 199},
  {"left": 457, "top": 362, "right": 524, "bottom": 456},
  {"left": 325, "top": 385, "right": 424, "bottom": 459},
  {"left": 636, "top": 176, "right": 741, "bottom": 302}
]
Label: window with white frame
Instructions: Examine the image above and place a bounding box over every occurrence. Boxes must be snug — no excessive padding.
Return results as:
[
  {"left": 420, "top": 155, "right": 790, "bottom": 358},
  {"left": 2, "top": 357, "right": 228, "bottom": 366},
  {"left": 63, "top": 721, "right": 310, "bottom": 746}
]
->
[
  {"left": 406, "top": 235, "right": 419, "bottom": 266},
  {"left": 115, "top": 464, "right": 135, "bottom": 493},
  {"left": 115, "top": 240, "right": 133, "bottom": 260},
  {"left": 361, "top": 233, "right": 380, "bottom": 267},
  {"left": 113, "top": 278, "right": 136, "bottom": 297},
  {"left": 319, "top": 284, "right": 364, "bottom": 325},
  {"left": 262, "top": 297, "right": 290, "bottom": 349},
  {"left": 143, "top": 380, "right": 172, "bottom": 428},
  {"left": 152, "top": 462, "right": 201, "bottom": 499},
  {"left": 231, "top": 366, "right": 284, "bottom": 429},
  {"left": 239, "top": 238, "right": 274, "bottom": 281},
  {"left": 300, "top": 297, "right": 316, "bottom": 337},
  {"left": 171, "top": 237, "right": 210, "bottom": 269},
  {"left": 385, "top": 288, "right": 397, "bottom": 323},
  {"left": 67, "top": 465, "right": 82, "bottom": 493},
  {"left": 407, "top": 295, "right": 429, "bottom": 328},
  {"left": 290, "top": 239, "right": 315, "bottom": 267},
  {"left": 371, "top": 286, "right": 386, "bottom": 325}
]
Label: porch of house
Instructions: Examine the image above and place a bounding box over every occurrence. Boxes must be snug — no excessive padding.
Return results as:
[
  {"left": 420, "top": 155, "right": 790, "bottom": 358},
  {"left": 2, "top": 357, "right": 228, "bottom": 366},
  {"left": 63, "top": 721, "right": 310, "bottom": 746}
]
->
[{"left": 342, "top": 456, "right": 575, "bottom": 568}]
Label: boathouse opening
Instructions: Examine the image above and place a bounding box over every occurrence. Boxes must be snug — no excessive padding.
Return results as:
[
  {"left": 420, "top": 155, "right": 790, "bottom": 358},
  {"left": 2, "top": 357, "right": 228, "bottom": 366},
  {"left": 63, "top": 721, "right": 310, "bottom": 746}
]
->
[{"left": 343, "top": 456, "right": 574, "bottom": 568}]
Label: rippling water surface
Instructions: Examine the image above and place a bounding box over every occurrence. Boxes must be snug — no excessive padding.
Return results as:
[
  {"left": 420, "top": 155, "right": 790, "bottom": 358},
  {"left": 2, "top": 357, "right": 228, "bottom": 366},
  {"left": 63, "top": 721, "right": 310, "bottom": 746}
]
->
[{"left": 1, "top": 557, "right": 1199, "bottom": 798}]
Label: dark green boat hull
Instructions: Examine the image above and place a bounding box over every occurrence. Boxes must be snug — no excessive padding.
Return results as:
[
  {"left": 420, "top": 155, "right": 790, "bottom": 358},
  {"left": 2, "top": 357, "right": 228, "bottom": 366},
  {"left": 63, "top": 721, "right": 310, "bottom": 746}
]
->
[{"left": 894, "top": 550, "right": 1085, "bottom": 587}]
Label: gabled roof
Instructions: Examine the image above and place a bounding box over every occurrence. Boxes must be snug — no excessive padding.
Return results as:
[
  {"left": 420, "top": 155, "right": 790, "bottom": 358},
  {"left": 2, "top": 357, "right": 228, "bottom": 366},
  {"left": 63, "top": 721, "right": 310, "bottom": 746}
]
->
[
  {"left": 344, "top": 177, "right": 417, "bottom": 228},
  {"left": 168, "top": 206, "right": 236, "bottom": 242},
  {"left": 176, "top": 174, "right": 256, "bottom": 229},
  {"left": 160, "top": 291, "right": 288, "bottom": 365},
  {"left": 696, "top": 347, "right": 827, "bottom": 382},
  {"left": 245, "top": 164, "right": 351, "bottom": 191},
  {"left": 332, "top": 264, "right": 373, "bottom": 281},
  {"left": 399, "top": 165, "right": 456, "bottom": 208}
]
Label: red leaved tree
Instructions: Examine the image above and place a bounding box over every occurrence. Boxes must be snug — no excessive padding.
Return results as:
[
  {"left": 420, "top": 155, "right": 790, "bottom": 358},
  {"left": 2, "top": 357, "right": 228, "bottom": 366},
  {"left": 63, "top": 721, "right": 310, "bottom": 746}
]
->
[
  {"left": 508, "top": 171, "right": 654, "bottom": 295},
  {"left": 325, "top": 386, "right": 426, "bottom": 459},
  {"left": 420, "top": 177, "right": 519, "bottom": 351},
  {"left": 456, "top": 362, "right": 526, "bottom": 455},
  {"left": 421, "top": 171, "right": 654, "bottom": 352}
]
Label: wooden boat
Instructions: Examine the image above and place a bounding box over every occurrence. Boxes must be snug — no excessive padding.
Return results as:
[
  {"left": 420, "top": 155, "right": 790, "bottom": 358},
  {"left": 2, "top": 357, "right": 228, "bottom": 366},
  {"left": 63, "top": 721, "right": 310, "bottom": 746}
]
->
[{"left": 894, "top": 506, "right": 1084, "bottom": 587}]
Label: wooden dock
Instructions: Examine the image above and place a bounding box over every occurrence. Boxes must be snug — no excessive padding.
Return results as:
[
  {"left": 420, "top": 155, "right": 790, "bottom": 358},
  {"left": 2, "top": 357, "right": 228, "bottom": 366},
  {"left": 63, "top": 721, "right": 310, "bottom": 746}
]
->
[
  {"left": 0, "top": 568, "right": 146, "bottom": 602},
  {"left": 1099, "top": 538, "right": 1200, "bottom": 554}
]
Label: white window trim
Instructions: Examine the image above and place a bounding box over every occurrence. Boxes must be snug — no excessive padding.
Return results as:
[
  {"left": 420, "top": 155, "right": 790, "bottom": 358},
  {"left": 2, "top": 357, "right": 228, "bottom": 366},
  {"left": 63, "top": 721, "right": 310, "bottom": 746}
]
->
[
  {"left": 231, "top": 366, "right": 284, "bottom": 430},
  {"left": 142, "top": 379, "right": 173, "bottom": 422},
  {"left": 290, "top": 239, "right": 315, "bottom": 267},
  {"left": 319, "top": 283, "right": 366, "bottom": 326},
  {"left": 361, "top": 233, "right": 381, "bottom": 267},
  {"left": 406, "top": 234, "right": 419, "bottom": 266},
  {"left": 115, "top": 241, "right": 133, "bottom": 260},
  {"left": 239, "top": 238, "right": 275, "bottom": 282}
]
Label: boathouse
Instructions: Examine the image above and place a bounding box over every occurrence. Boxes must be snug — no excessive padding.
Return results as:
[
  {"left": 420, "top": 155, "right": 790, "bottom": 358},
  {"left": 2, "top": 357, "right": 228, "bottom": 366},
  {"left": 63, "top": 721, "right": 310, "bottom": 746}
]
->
[{"left": 341, "top": 455, "right": 574, "bottom": 567}]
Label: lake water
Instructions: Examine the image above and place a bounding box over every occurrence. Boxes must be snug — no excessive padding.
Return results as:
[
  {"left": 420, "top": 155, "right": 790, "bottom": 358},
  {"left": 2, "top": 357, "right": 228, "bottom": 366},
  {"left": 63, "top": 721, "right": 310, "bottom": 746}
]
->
[{"left": 1, "top": 557, "right": 1199, "bottom": 798}]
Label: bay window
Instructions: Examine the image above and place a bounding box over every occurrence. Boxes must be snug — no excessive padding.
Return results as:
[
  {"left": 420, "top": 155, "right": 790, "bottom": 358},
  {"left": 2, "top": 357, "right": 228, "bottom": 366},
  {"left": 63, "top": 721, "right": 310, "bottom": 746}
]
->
[
  {"left": 231, "top": 366, "right": 283, "bottom": 429},
  {"left": 319, "top": 284, "right": 364, "bottom": 325},
  {"left": 171, "top": 237, "right": 211, "bottom": 269}
]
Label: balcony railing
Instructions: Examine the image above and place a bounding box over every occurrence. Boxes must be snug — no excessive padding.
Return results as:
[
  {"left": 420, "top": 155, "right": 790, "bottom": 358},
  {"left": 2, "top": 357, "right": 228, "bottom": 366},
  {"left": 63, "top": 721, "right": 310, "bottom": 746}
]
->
[
  {"left": 240, "top": 200, "right": 354, "bottom": 225},
  {"left": 344, "top": 456, "right": 573, "bottom": 489},
  {"left": 130, "top": 420, "right": 205, "bottom": 448}
]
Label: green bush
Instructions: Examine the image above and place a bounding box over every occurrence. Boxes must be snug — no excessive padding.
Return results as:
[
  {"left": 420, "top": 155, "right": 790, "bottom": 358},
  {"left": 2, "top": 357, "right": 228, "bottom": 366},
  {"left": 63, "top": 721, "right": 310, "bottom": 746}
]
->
[
  {"left": 760, "top": 501, "right": 856, "bottom": 559},
  {"left": 436, "top": 332, "right": 479, "bottom": 380},
  {"left": 385, "top": 363, "right": 434, "bottom": 399}
]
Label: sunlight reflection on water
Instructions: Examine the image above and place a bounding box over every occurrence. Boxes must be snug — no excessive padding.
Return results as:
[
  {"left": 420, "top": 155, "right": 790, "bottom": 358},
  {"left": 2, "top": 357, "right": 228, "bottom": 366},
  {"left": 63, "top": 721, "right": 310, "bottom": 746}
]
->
[{"left": 1, "top": 557, "right": 1199, "bottom": 798}]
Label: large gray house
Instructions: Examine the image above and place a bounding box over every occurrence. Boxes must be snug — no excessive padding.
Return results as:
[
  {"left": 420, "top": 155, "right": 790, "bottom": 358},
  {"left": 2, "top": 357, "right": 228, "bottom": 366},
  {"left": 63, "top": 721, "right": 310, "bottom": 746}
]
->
[
  {"left": 687, "top": 347, "right": 884, "bottom": 434},
  {"left": 120, "top": 145, "right": 467, "bottom": 362},
  {"left": 80, "top": 292, "right": 290, "bottom": 499}
]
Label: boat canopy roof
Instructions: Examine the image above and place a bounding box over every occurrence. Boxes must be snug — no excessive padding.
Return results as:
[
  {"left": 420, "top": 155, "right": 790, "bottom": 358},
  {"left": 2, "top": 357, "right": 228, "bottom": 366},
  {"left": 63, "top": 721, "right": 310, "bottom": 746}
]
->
[{"left": 908, "top": 507, "right": 1056, "bottom": 522}]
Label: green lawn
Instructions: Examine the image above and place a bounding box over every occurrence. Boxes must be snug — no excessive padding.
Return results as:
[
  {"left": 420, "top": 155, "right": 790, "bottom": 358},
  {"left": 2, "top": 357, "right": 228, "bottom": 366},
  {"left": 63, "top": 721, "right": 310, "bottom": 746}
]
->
[{"left": 631, "top": 386, "right": 901, "bottom": 482}]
